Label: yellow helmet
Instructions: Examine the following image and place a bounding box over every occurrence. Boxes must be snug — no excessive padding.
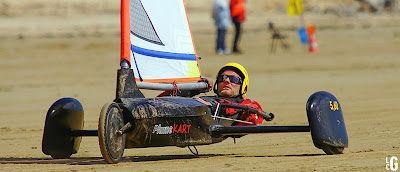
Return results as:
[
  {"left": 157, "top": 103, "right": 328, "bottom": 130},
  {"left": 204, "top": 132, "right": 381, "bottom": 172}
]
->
[{"left": 213, "top": 63, "right": 249, "bottom": 98}]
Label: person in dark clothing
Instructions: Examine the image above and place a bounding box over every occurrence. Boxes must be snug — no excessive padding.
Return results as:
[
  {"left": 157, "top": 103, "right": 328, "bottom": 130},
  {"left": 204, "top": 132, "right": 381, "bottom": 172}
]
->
[{"left": 229, "top": 0, "right": 246, "bottom": 53}]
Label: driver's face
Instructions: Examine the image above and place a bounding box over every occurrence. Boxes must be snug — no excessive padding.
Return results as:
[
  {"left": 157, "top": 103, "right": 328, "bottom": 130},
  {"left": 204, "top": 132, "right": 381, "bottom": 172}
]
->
[{"left": 217, "top": 70, "right": 241, "bottom": 98}]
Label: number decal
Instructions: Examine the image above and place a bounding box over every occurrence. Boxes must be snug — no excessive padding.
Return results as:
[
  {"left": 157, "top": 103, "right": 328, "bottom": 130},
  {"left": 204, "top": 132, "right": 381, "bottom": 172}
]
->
[{"left": 329, "top": 101, "right": 339, "bottom": 111}]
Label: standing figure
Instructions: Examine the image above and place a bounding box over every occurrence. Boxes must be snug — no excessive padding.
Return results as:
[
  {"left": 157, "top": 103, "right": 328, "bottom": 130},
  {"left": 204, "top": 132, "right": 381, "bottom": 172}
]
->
[
  {"left": 213, "top": 0, "right": 231, "bottom": 55},
  {"left": 230, "top": 0, "right": 246, "bottom": 54}
]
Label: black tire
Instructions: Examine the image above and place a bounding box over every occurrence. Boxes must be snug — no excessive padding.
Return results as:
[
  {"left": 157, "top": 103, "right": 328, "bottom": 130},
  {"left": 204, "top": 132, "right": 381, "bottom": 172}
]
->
[
  {"left": 50, "top": 152, "right": 72, "bottom": 159},
  {"left": 322, "top": 145, "right": 344, "bottom": 155},
  {"left": 98, "top": 102, "right": 126, "bottom": 164}
]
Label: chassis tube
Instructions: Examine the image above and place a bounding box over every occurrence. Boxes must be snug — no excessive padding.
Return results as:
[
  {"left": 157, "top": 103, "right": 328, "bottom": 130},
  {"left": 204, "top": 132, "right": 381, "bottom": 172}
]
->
[
  {"left": 70, "top": 129, "right": 99, "bottom": 137},
  {"left": 211, "top": 125, "right": 310, "bottom": 137}
]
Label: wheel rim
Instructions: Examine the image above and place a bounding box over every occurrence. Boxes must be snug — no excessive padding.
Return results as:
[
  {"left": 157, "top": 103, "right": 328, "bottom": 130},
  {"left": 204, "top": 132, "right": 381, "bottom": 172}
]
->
[
  {"left": 99, "top": 103, "right": 126, "bottom": 164},
  {"left": 105, "top": 107, "right": 125, "bottom": 159}
]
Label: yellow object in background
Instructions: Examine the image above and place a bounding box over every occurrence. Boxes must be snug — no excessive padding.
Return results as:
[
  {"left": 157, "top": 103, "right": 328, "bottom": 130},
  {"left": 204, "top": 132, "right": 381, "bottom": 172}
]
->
[{"left": 287, "top": 0, "right": 303, "bottom": 16}]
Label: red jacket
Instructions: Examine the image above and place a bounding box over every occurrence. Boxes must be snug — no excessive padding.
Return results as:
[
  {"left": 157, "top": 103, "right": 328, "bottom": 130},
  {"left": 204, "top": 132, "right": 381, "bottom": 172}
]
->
[
  {"left": 230, "top": 0, "right": 246, "bottom": 22},
  {"left": 218, "top": 99, "right": 264, "bottom": 126}
]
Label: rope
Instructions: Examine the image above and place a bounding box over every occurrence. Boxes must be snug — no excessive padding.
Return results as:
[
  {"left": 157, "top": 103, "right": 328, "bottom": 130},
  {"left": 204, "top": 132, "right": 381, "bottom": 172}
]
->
[
  {"left": 171, "top": 81, "right": 181, "bottom": 96},
  {"left": 157, "top": 81, "right": 181, "bottom": 97},
  {"left": 188, "top": 145, "right": 198, "bottom": 156}
]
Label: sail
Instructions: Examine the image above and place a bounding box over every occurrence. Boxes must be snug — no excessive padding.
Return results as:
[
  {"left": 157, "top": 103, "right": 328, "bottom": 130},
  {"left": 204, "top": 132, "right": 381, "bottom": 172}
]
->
[{"left": 120, "top": 0, "right": 202, "bottom": 84}]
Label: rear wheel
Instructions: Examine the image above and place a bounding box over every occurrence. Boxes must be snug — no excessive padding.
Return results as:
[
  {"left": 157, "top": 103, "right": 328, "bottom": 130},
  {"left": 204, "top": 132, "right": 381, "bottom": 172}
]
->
[
  {"left": 98, "top": 102, "right": 126, "bottom": 164},
  {"left": 322, "top": 145, "right": 344, "bottom": 155}
]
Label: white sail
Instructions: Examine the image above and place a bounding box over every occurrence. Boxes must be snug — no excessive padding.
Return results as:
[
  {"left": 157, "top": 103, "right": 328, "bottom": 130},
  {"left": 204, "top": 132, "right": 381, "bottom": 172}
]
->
[{"left": 123, "top": 0, "right": 202, "bottom": 84}]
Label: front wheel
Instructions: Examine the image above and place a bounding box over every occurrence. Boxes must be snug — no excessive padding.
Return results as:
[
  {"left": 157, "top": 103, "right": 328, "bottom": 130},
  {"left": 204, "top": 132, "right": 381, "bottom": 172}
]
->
[{"left": 98, "top": 102, "right": 126, "bottom": 164}]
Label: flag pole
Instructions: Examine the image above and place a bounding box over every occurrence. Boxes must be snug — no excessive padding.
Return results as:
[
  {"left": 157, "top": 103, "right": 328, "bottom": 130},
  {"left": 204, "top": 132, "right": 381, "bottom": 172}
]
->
[
  {"left": 299, "top": 0, "right": 308, "bottom": 51},
  {"left": 300, "top": 0, "right": 305, "bottom": 28}
]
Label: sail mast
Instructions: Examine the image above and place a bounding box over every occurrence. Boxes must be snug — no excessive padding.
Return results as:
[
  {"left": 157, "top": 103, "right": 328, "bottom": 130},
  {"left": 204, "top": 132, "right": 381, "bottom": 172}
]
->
[{"left": 120, "top": 0, "right": 131, "bottom": 68}]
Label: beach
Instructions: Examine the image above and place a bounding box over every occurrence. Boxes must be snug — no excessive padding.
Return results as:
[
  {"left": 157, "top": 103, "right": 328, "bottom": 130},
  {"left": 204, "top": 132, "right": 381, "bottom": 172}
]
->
[{"left": 1, "top": 0, "right": 400, "bottom": 171}]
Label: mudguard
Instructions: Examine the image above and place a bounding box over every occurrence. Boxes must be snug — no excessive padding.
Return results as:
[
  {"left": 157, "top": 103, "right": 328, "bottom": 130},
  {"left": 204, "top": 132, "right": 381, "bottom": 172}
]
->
[
  {"left": 306, "top": 91, "right": 348, "bottom": 149},
  {"left": 42, "top": 97, "right": 84, "bottom": 158}
]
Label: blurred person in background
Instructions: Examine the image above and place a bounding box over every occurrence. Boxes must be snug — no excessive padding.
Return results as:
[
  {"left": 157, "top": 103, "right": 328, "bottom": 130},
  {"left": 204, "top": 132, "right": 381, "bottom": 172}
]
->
[
  {"left": 230, "top": 0, "right": 246, "bottom": 54},
  {"left": 212, "top": 0, "right": 231, "bottom": 55}
]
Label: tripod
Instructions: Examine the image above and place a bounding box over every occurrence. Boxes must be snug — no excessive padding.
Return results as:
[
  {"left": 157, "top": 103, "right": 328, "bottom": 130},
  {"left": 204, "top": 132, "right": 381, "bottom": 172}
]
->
[{"left": 269, "top": 22, "right": 290, "bottom": 53}]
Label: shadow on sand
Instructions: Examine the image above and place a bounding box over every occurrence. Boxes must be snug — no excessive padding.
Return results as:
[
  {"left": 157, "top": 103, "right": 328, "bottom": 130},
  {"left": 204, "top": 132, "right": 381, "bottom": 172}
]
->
[{"left": 0, "top": 153, "right": 325, "bottom": 165}]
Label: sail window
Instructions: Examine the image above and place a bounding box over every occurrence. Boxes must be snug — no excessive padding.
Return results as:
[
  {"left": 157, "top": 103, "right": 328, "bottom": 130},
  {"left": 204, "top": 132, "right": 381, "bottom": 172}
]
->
[{"left": 130, "top": 0, "right": 164, "bottom": 46}]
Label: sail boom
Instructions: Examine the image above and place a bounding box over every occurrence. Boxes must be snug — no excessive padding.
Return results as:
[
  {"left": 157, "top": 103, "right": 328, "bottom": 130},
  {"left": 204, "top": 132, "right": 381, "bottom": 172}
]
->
[{"left": 137, "top": 82, "right": 208, "bottom": 91}]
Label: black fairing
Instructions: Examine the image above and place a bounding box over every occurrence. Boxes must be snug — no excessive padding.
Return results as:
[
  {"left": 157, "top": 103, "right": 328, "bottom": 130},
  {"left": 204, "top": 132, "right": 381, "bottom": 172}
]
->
[
  {"left": 42, "top": 98, "right": 84, "bottom": 157},
  {"left": 116, "top": 68, "right": 144, "bottom": 99},
  {"left": 119, "top": 97, "right": 224, "bottom": 148},
  {"left": 306, "top": 91, "right": 348, "bottom": 149}
]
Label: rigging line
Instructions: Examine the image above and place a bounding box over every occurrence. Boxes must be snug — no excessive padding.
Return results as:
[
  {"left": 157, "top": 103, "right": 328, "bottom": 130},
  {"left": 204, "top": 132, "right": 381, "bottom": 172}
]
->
[
  {"left": 188, "top": 145, "right": 198, "bottom": 156},
  {"left": 210, "top": 115, "right": 254, "bottom": 124},
  {"left": 131, "top": 51, "right": 143, "bottom": 82},
  {"left": 171, "top": 81, "right": 181, "bottom": 96}
]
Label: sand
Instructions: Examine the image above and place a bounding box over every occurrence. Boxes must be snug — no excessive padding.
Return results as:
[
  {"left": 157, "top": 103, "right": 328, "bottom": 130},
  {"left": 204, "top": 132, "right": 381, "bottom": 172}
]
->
[{"left": 1, "top": 1, "right": 400, "bottom": 171}]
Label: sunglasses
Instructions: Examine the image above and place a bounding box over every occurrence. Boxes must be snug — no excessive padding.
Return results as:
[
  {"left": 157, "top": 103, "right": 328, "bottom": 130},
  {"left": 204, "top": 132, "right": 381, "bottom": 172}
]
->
[{"left": 217, "top": 75, "right": 242, "bottom": 84}]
